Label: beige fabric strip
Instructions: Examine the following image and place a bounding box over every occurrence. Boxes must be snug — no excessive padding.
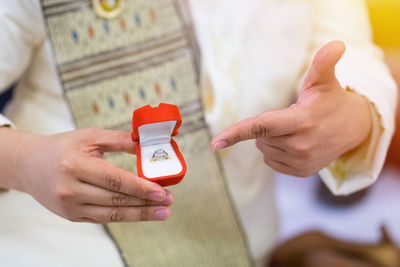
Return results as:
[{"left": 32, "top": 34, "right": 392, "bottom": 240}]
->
[{"left": 41, "top": 0, "right": 252, "bottom": 266}]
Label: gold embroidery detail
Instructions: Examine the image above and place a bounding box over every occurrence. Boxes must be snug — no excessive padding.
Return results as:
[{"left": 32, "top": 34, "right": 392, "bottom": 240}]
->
[{"left": 93, "top": 0, "right": 124, "bottom": 19}]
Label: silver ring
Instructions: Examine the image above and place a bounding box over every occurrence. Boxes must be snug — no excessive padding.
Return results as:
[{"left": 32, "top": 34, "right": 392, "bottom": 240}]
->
[{"left": 151, "top": 149, "right": 170, "bottom": 162}]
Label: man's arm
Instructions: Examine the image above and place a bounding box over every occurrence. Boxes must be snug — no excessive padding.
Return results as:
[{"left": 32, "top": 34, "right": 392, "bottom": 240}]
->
[
  {"left": 210, "top": 0, "right": 397, "bottom": 195},
  {"left": 210, "top": 41, "right": 372, "bottom": 178},
  {"left": 307, "top": 0, "right": 397, "bottom": 195},
  {"left": 0, "top": 127, "right": 174, "bottom": 223}
]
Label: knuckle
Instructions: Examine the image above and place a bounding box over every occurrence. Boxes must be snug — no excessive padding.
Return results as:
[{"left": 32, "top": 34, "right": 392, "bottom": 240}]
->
[
  {"left": 111, "top": 192, "right": 129, "bottom": 206},
  {"left": 133, "top": 207, "right": 150, "bottom": 222},
  {"left": 108, "top": 208, "right": 124, "bottom": 222},
  {"left": 137, "top": 207, "right": 151, "bottom": 221},
  {"left": 263, "top": 157, "right": 285, "bottom": 174},
  {"left": 263, "top": 155, "right": 271, "bottom": 166},
  {"left": 105, "top": 174, "right": 122, "bottom": 192},
  {"left": 143, "top": 199, "right": 152, "bottom": 206},
  {"left": 292, "top": 143, "right": 312, "bottom": 155},
  {"left": 255, "top": 139, "right": 266, "bottom": 151},
  {"left": 250, "top": 122, "right": 270, "bottom": 139},
  {"left": 56, "top": 187, "right": 76, "bottom": 202},
  {"left": 59, "top": 158, "right": 76, "bottom": 175},
  {"left": 298, "top": 119, "right": 314, "bottom": 132},
  {"left": 57, "top": 202, "right": 77, "bottom": 219},
  {"left": 138, "top": 207, "right": 145, "bottom": 221}
]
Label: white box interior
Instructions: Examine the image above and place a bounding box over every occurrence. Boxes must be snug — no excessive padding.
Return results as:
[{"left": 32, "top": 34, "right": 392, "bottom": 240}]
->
[{"left": 138, "top": 121, "right": 183, "bottom": 178}]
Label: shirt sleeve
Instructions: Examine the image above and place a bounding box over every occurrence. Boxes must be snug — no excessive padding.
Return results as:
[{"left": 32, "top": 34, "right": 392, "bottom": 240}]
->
[
  {"left": 305, "top": 0, "right": 398, "bottom": 195},
  {"left": 0, "top": 0, "right": 43, "bottom": 128}
]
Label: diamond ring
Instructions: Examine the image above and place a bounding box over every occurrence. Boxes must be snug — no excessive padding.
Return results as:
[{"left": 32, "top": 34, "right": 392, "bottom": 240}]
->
[{"left": 151, "top": 149, "right": 170, "bottom": 162}]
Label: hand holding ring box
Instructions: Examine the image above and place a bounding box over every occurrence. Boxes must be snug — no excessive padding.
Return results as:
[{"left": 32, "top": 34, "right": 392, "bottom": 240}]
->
[{"left": 132, "top": 103, "right": 187, "bottom": 187}]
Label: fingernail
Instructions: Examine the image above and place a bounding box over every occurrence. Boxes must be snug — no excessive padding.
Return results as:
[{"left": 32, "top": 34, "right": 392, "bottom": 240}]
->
[
  {"left": 149, "top": 191, "right": 165, "bottom": 201},
  {"left": 162, "top": 192, "right": 174, "bottom": 205},
  {"left": 212, "top": 141, "right": 227, "bottom": 151},
  {"left": 154, "top": 208, "right": 170, "bottom": 220}
]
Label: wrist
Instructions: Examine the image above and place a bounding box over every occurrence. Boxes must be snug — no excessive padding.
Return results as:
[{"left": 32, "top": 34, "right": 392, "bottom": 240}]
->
[
  {"left": 345, "top": 89, "right": 373, "bottom": 150},
  {"left": 0, "top": 127, "right": 39, "bottom": 191}
]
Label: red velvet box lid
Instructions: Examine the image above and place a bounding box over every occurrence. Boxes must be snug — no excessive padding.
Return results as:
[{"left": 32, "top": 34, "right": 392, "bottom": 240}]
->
[{"left": 132, "top": 103, "right": 182, "bottom": 142}]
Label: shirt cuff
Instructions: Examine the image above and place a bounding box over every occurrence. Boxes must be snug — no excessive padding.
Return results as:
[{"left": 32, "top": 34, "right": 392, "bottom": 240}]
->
[
  {"left": 319, "top": 93, "right": 383, "bottom": 195},
  {"left": 0, "top": 114, "right": 14, "bottom": 192},
  {"left": 319, "top": 44, "right": 397, "bottom": 196},
  {"left": 0, "top": 114, "right": 16, "bottom": 129}
]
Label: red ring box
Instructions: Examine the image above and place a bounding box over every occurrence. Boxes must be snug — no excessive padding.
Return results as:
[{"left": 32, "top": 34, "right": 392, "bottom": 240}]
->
[{"left": 132, "top": 103, "right": 187, "bottom": 187}]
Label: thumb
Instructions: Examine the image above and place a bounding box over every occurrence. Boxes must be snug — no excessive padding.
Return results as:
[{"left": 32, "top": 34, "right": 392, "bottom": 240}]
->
[
  {"left": 303, "top": 40, "right": 346, "bottom": 90},
  {"left": 92, "top": 129, "right": 137, "bottom": 154}
]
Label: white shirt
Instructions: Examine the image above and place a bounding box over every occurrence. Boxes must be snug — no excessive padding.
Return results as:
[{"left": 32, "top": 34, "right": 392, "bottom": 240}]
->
[{"left": 0, "top": 0, "right": 397, "bottom": 266}]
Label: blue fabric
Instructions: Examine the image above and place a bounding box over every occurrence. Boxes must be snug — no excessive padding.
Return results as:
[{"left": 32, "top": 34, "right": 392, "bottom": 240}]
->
[{"left": 0, "top": 85, "right": 14, "bottom": 113}]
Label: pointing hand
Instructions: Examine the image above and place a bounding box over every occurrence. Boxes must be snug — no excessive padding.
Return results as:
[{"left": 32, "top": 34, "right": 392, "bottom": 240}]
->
[{"left": 211, "top": 41, "right": 372, "bottom": 177}]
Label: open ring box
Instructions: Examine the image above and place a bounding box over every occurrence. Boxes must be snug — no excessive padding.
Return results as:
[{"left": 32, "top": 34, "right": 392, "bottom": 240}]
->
[{"left": 132, "top": 103, "right": 187, "bottom": 187}]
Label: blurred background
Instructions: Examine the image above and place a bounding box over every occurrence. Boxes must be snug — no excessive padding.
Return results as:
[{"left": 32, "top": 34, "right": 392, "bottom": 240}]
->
[
  {"left": 274, "top": 0, "right": 400, "bottom": 264},
  {"left": 370, "top": 0, "right": 400, "bottom": 166}
]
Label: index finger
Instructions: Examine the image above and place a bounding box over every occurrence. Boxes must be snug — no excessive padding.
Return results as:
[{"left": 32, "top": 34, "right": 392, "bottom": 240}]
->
[
  {"left": 77, "top": 158, "right": 167, "bottom": 202},
  {"left": 210, "top": 108, "right": 298, "bottom": 150},
  {"left": 92, "top": 129, "right": 137, "bottom": 154}
]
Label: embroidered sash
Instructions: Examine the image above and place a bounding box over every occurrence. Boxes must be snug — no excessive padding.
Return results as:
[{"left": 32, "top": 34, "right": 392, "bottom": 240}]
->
[{"left": 41, "top": 0, "right": 252, "bottom": 265}]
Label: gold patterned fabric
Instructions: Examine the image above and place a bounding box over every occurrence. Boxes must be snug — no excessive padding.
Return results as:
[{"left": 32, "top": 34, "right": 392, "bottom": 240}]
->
[{"left": 41, "top": 0, "right": 252, "bottom": 266}]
